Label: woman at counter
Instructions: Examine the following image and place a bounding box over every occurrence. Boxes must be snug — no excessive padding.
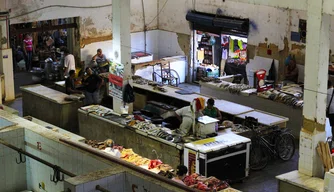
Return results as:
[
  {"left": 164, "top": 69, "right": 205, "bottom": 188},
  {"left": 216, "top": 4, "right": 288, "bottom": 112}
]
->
[
  {"left": 203, "top": 98, "right": 222, "bottom": 121},
  {"left": 172, "top": 165, "right": 188, "bottom": 185},
  {"left": 175, "top": 98, "right": 205, "bottom": 136}
]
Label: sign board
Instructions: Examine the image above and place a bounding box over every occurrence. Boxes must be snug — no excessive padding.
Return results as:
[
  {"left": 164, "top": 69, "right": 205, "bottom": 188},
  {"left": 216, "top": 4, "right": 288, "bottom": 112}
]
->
[{"left": 108, "top": 62, "right": 124, "bottom": 100}]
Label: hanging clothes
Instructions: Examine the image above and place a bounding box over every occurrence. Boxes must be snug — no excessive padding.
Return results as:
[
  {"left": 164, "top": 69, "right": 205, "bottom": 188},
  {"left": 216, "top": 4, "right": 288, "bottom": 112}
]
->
[
  {"left": 234, "top": 39, "right": 239, "bottom": 52},
  {"left": 229, "top": 37, "right": 234, "bottom": 53},
  {"left": 238, "top": 40, "right": 243, "bottom": 50}
]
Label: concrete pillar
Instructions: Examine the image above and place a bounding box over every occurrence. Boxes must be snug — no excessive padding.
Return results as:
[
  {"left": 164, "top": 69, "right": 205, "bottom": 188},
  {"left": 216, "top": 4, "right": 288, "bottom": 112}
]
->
[
  {"left": 0, "top": 13, "right": 15, "bottom": 101},
  {"left": 112, "top": 0, "right": 132, "bottom": 114},
  {"left": 299, "top": 0, "right": 329, "bottom": 177}
]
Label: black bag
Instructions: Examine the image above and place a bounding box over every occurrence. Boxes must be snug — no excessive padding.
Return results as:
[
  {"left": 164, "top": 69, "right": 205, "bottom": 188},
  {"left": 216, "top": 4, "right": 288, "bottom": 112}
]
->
[
  {"left": 122, "top": 83, "right": 135, "bottom": 103},
  {"left": 327, "top": 89, "right": 334, "bottom": 117}
]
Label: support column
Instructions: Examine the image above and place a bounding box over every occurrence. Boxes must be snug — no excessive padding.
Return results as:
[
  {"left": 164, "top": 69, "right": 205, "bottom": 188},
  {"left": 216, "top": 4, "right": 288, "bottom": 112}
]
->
[
  {"left": 300, "top": 0, "right": 329, "bottom": 177},
  {"left": 0, "top": 13, "right": 15, "bottom": 102},
  {"left": 112, "top": 0, "right": 132, "bottom": 114}
]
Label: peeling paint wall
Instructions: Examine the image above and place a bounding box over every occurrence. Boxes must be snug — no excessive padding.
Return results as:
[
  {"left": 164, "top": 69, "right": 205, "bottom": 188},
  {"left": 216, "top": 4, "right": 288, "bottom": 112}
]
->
[{"left": 157, "top": 0, "right": 334, "bottom": 81}]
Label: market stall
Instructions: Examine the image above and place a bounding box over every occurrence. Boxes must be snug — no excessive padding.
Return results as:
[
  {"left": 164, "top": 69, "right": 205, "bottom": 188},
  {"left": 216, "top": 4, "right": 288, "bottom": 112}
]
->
[
  {"left": 132, "top": 77, "right": 289, "bottom": 127},
  {"left": 80, "top": 136, "right": 239, "bottom": 192},
  {"left": 77, "top": 105, "right": 254, "bottom": 184},
  {"left": 200, "top": 79, "right": 302, "bottom": 137},
  {"left": 78, "top": 105, "right": 183, "bottom": 168},
  {"left": 20, "top": 84, "right": 83, "bottom": 133}
]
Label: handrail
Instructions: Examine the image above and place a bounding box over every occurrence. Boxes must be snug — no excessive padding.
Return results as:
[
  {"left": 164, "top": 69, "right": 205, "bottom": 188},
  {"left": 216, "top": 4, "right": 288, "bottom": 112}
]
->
[
  {"left": 0, "top": 139, "right": 76, "bottom": 179},
  {"left": 59, "top": 138, "right": 199, "bottom": 192}
]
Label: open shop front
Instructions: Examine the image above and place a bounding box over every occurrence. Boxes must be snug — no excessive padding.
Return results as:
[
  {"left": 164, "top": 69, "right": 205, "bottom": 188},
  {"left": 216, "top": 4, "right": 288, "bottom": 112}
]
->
[
  {"left": 186, "top": 11, "right": 308, "bottom": 138},
  {"left": 10, "top": 17, "right": 81, "bottom": 83},
  {"left": 186, "top": 11, "right": 249, "bottom": 83}
]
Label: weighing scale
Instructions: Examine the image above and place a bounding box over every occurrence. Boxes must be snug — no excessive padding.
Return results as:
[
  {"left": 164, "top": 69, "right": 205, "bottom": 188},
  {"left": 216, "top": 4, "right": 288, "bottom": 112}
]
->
[{"left": 184, "top": 133, "right": 251, "bottom": 181}]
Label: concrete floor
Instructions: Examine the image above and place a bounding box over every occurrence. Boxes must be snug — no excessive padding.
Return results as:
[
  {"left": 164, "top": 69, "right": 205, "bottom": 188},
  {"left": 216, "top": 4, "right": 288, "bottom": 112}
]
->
[{"left": 4, "top": 78, "right": 299, "bottom": 192}]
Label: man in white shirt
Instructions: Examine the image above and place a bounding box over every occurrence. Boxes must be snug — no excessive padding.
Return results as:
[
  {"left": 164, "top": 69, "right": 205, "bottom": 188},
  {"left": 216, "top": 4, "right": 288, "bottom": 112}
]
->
[
  {"left": 63, "top": 48, "right": 76, "bottom": 77},
  {"left": 327, "top": 80, "right": 334, "bottom": 136}
]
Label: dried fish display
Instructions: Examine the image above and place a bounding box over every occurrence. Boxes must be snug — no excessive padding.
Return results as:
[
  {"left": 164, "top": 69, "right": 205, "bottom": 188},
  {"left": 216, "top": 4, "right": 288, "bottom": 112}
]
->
[
  {"left": 132, "top": 121, "right": 157, "bottom": 132},
  {"left": 231, "top": 124, "right": 250, "bottom": 133},
  {"left": 257, "top": 90, "right": 303, "bottom": 108},
  {"left": 219, "top": 82, "right": 253, "bottom": 94}
]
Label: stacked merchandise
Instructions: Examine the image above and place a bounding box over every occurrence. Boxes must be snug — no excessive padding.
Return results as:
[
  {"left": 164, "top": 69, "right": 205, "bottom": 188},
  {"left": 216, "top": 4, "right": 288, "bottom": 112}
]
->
[{"left": 84, "top": 138, "right": 233, "bottom": 191}]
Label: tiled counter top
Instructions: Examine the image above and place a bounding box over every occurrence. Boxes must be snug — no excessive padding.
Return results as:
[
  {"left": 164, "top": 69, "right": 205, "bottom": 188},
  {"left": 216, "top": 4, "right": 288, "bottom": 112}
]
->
[{"left": 276, "top": 170, "right": 324, "bottom": 192}]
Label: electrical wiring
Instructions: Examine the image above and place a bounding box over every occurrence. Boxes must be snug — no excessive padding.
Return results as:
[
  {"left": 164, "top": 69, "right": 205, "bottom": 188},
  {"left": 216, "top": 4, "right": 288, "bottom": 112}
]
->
[
  {"left": 146, "top": 0, "right": 169, "bottom": 26},
  {"left": 0, "top": 4, "right": 112, "bottom": 21}
]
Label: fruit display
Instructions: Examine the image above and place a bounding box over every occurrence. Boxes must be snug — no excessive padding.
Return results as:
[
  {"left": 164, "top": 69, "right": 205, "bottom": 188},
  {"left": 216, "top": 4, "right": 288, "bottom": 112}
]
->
[{"left": 83, "top": 138, "right": 233, "bottom": 191}]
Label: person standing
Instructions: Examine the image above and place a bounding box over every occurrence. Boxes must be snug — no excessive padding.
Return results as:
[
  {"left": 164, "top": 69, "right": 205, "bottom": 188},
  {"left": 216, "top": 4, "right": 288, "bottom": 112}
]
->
[
  {"left": 63, "top": 48, "right": 76, "bottom": 77},
  {"left": 327, "top": 80, "right": 334, "bottom": 137},
  {"left": 65, "top": 70, "right": 82, "bottom": 95},
  {"left": 175, "top": 98, "right": 205, "bottom": 136},
  {"left": 23, "top": 34, "right": 34, "bottom": 71},
  {"left": 83, "top": 67, "right": 103, "bottom": 105}
]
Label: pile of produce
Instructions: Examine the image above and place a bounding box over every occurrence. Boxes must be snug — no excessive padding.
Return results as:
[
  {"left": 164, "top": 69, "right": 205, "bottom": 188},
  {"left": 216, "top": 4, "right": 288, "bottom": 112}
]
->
[
  {"left": 84, "top": 139, "right": 232, "bottom": 191},
  {"left": 184, "top": 173, "right": 229, "bottom": 191}
]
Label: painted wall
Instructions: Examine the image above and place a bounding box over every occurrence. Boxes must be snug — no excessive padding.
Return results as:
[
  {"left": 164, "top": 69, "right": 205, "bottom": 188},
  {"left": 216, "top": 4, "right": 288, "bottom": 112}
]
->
[
  {"left": 81, "top": 30, "right": 159, "bottom": 66},
  {"left": 157, "top": 0, "right": 334, "bottom": 64}
]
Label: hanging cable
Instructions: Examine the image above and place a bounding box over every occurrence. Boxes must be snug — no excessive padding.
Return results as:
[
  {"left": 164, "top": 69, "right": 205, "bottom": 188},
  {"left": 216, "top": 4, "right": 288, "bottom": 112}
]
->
[{"left": 146, "top": 0, "right": 168, "bottom": 26}]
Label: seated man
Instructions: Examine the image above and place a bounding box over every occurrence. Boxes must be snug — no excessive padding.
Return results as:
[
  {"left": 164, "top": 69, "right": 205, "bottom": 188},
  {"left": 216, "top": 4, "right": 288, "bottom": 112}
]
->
[
  {"left": 92, "top": 48, "right": 110, "bottom": 73},
  {"left": 285, "top": 59, "right": 299, "bottom": 83},
  {"left": 65, "top": 70, "right": 82, "bottom": 95}
]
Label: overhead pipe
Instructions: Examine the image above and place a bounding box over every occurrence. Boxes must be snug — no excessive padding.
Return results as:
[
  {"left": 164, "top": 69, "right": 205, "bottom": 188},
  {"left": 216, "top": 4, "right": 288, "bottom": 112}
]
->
[
  {"left": 59, "top": 138, "right": 199, "bottom": 192},
  {"left": 0, "top": 139, "right": 76, "bottom": 178},
  {"left": 142, "top": 0, "right": 147, "bottom": 53}
]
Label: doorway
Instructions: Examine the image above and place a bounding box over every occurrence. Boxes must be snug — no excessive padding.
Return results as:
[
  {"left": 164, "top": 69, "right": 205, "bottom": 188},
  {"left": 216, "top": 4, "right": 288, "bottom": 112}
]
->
[{"left": 9, "top": 17, "right": 80, "bottom": 96}]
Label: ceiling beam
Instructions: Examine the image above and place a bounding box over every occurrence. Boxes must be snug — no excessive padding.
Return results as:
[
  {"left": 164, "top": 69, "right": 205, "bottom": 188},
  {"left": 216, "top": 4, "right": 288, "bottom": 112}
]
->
[{"left": 228, "top": 0, "right": 307, "bottom": 11}]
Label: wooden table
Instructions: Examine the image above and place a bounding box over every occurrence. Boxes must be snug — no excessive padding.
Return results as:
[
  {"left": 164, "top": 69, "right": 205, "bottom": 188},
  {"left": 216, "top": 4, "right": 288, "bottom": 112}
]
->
[{"left": 20, "top": 84, "right": 83, "bottom": 133}]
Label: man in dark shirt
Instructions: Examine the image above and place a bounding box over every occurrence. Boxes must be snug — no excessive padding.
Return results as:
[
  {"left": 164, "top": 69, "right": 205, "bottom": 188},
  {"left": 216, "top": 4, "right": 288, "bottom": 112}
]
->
[
  {"left": 83, "top": 67, "right": 102, "bottom": 105},
  {"left": 65, "top": 70, "right": 82, "bottom": 95}
]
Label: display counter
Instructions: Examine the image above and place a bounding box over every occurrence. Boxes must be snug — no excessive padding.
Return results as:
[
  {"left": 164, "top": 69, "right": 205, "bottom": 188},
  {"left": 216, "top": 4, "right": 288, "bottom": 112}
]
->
[
  {"left": 132, "top": 82, "right": 289, "bottom": 127},
  {"left": 78, "top": 106, "right": 183, "bottom": 168},
  {"left": 200, "top": 81, "right": 301, "bottom": 137},
  {"left": 20, "top": 84, "right": 83, "bottom": 133}
]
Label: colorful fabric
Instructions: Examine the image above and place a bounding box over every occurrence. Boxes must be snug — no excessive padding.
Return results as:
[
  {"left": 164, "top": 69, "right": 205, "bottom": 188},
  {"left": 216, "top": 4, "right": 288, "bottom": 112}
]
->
[
  {"left": 23, "top": 38, "right": 33, "bottom": 51},
  {"left": 194, "top": 97, "right": 205, "bottom": 111}
]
